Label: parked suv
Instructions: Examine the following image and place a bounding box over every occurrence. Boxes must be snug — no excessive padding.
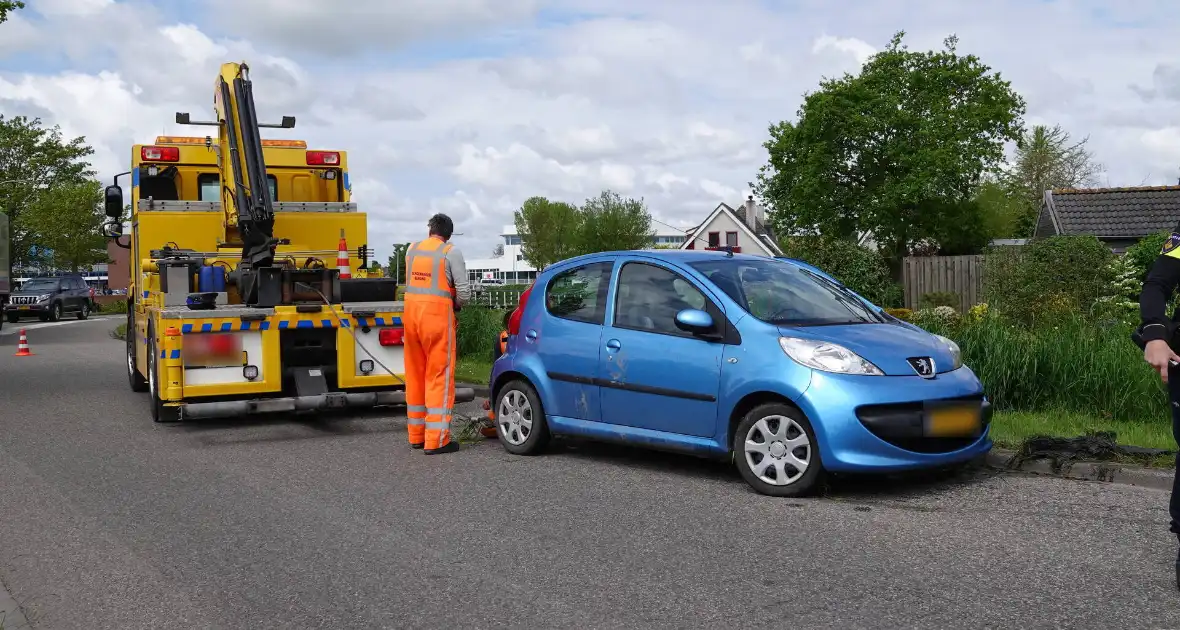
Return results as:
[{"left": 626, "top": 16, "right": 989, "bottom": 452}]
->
[{"left": 4, "top": 275, "right": 93, "bottom": 323}]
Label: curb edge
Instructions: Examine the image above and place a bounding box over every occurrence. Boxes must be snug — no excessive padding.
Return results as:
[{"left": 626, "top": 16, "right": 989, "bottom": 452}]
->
[{"left": 984, "top": 448, "right": 1174, "bottom": 492}]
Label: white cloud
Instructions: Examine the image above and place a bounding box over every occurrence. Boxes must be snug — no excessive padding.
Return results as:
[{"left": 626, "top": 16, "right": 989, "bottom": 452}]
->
[{"left": 2, "top": 0, "right": 1180, "bottom": 262}]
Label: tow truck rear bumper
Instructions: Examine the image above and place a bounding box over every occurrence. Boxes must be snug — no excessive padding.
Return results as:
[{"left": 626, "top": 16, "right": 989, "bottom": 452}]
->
[{"left": 177, "top": 387, "right": 477, "bottom": 421}]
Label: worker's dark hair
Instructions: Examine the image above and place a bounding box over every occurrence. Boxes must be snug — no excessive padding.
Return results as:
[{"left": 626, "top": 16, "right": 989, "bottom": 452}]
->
[{"left": 428, "top": 213, "right": 454, "bottom": 240}]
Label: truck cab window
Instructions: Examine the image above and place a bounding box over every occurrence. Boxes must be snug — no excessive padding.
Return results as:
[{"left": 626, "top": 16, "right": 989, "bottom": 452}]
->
[
  {"left": 140, "top": 175, "right": 178, "bottom": 201},
  {"left": 197, "top": 174, "right": 278, "bottom": 201}
]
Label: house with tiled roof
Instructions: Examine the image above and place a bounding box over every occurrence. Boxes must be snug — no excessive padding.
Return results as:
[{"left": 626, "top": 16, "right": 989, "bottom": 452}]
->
[
  {"left": 1035, "top": 185, "right": 1180, "bottom": 253},
  {"left": 679, "top": 196, "right": 785, "bottom": 256}
]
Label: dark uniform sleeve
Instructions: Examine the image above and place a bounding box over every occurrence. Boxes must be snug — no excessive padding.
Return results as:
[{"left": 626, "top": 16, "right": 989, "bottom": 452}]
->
[{"left": 1139, "top": 232, "right": 1180, "bottom": 342}]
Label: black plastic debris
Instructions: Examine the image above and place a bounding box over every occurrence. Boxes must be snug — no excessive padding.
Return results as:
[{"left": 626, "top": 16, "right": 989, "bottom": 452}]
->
[{"left": 1014, "top": 431, "right": 1174, "bottom": 471}]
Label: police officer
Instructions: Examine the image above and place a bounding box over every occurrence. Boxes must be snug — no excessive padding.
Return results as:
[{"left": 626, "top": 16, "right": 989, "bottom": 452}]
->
[{"left": 1138, "top": 230, "right": 1180, "bottom": 589}]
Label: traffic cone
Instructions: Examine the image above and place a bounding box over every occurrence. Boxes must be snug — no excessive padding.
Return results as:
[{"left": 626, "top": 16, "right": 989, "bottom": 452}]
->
[
  {"left": 14, "top": 329, "right": 33, "bottom": 356},
  {"left": 337, "top": 229, "right": 351, "bottom": 280}
]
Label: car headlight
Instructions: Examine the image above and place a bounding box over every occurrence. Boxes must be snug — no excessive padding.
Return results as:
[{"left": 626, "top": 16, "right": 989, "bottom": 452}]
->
[
  {"left": 933, "top": 334, "right": 963, "bottom": 370},
  {"left": 779, "top": 336, "right": 884, "bottom": 376},
  {"left": 37, "top": 294, "right": 50, "bottom": 302}
]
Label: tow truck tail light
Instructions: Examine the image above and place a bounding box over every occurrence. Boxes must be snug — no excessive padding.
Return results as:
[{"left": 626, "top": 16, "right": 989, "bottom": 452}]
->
[
  {"left": 306, "top": 151, "right": 340, "bottom": 166},
  {"left": 141, "top": 146, "right": 180, "bottom": 162},
  {"left": 378, "top": 327, "right": 404, "bottom": 346}
]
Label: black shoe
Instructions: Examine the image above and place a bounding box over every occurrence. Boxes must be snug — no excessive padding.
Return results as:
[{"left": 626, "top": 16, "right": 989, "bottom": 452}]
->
[
  {"left": 410, "top": 442, "right": 424, "bottom": 450},
  {"left": 424, "top": 441, "right": 460, "bottom": 455}
]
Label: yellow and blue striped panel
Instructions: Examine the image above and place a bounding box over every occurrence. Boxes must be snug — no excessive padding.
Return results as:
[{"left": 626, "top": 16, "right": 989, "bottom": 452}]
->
[{"left": 174, "top": 314, "right": 403, "bottom": 333}]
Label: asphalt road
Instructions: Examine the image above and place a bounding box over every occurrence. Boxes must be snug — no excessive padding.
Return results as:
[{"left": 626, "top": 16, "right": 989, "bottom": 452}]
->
[{"left": 1, "top": 319, "right": 1180, "bottom": 629}]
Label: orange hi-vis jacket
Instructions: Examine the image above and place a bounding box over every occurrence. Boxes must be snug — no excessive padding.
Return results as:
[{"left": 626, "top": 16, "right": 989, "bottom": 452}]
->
[{"left": 402, "top": 236, "right": 460, "bottom": 450}]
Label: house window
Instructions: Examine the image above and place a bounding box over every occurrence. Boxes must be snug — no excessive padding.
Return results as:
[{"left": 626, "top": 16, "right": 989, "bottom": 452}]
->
[
  {"left": 725, "top": 231, "right": 738, "bottom": 247},
  {"left": 707, "top": 231, "right": 720, "bottom": 247}
]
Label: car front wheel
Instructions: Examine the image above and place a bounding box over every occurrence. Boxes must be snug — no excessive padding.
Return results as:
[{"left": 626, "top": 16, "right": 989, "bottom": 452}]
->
[
  {"left": 733, "top": 403, "right": 824, "bottom": 497},
  {"left": 494, "top": 379, "right": 550, "bottom": 455},
  {"left": 77, "top": 301, "right": 90, "bottom": 320}
]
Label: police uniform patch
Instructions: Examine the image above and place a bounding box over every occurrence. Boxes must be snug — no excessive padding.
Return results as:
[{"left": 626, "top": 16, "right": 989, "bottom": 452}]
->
[{"left": 1163, "top": 232, "right": 1180, "bottom": 256}]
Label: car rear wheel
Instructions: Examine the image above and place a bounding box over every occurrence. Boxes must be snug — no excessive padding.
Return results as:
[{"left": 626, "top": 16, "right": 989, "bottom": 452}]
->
[
  {"left": 494, "top": 379, "right": 550, "bottom": 455},
  {"left": 733, "top": 403, "right": 824, "bottom": 497}
]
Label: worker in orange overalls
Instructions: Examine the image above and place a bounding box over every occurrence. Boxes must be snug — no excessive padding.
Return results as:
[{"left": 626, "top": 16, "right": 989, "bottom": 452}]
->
[{"left": 403, "top": 213, "right": 471, "bottom": 454}]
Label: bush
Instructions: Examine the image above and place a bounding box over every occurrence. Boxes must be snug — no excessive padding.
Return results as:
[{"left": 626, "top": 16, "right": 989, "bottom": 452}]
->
[
  {"left": 918, "top": 291, "right": 959, "bottom": 310},
  {"left": 917, "top": 314, "right": 1167, "bottom": 422},
  {"left": 885, "top": 307, "right": 913, "bottom": 321},
  {"left": 457, "top": 305, "right": 508, "bottom": 360},
  {"left": 982, "top": 235, "right": 1115, "bottom": 325},
  {"left": 97, "top": 297, "right": 128, "bottom": 313},
  {"left": 1124, "top": 230, "right": 1172, "bottom": 282},
  {"left": 781, "top": 236, "right": 903, "bottom": 307}
]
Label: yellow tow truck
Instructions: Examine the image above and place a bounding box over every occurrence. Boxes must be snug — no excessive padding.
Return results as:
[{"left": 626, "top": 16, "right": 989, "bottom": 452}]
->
[{"left": 102, "top": 61, "right": 474, "bottom": 422}]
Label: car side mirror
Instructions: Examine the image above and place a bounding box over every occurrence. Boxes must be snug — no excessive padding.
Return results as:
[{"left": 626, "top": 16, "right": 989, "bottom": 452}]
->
[
  {"left": 104, "top": 185, "right": 123, "bottom": 218},
  {"left": 674, "top": 308, "right": 715, "bottom": 335}
]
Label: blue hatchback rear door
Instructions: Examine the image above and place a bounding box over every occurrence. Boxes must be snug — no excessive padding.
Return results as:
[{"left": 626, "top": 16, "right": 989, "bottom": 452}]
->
[{"left": 530, "top": 259, "right": 615, "bottom": 422}]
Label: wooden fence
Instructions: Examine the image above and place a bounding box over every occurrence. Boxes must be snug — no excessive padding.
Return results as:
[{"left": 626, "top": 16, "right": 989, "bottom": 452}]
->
[{"left": 901, "top": 255, "right": 984, "bottom": 312}]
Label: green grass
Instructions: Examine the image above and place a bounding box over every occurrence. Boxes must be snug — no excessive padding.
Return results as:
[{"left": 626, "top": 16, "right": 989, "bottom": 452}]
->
[
  {"left": 920, "top": 314, "right": 1168, "bottom": 422},
  {"left": 455, "top": 359, "right": 492, "bottom": 386},
  {"left": 991, "top": 409, "right": 1175, "bottom": 451}
]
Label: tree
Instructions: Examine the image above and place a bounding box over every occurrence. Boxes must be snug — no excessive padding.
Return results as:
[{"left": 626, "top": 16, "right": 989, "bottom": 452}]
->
[
  {"left": 491, "top": 243, "right": 504, "bottom": 257},
  {"left": 576, "top": 190, "right": 656, "bottom": 254},
  {"left": 0, "top": 115, "right": 96, "bottom": 268},
  {"left": 971, "top": 178, "right": 1025, "bottom": 241},
  {"left": 24, "top": 180, "right": 107, "bottom": 272},
  {"left": 386, "top": 242, "right": 410, "bottom": 284},
  {"left": 1002, "top": 124, "right": 1103, "bottom": 236},
  {"left": 514, "top": 196, "right": 583, "bottom": 269},
  {"left": 753, "top": 31, "right": 1026, "bottom": 275},
  {"left": 0, "top": 1, "right": 24, "bottom": 24}
]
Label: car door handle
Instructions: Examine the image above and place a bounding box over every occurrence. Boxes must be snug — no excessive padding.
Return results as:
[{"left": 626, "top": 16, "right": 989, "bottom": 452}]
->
[
  {"left": 605, "top": 339, "right": 621, "bottom": 350},
  {"left": 525, "top": 330, "right": 538, "bottom": 341}
]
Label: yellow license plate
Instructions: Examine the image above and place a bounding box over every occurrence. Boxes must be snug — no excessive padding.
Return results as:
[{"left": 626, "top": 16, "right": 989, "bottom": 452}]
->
[
  {"left": 925, "top": 404, "right": 981, "bottom": 437},
  {"left": 17, "top": 305, "right": 29, "bottom": 310}
]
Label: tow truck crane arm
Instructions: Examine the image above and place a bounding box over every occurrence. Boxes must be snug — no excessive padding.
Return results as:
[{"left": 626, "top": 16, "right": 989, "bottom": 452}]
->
[{"left": 181, "top": 61, "right": 297, "bottom": 305}]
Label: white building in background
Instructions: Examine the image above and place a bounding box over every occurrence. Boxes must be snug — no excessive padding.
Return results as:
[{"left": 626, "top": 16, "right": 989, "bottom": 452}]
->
[{"left": 466, "top": 223, "right": 692, "bottom": 284}]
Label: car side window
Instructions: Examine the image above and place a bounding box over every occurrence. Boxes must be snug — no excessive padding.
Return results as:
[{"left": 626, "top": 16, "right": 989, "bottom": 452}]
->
[
  {"left": 613, "top": 262, "right": 710, "bottom": 337},
  {"left": 545, "top": 262, "right": 612, "bottom": 324}
]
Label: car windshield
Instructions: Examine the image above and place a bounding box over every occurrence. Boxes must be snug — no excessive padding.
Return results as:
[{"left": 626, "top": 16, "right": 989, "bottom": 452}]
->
[
  {"left": 21, "top": 279, "right": 59, "bottom": 292},
  {"left": 688, "top": 258, "right": 886, "bottom": 326}
]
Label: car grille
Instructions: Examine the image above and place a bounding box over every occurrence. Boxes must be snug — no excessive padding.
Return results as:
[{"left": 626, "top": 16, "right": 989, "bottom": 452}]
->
[
  {"left": 855, "top": 394, "right": 990, "bottom": 454},
  {"left": 9, "top": 296, "right": 37, "bottom": 305}
]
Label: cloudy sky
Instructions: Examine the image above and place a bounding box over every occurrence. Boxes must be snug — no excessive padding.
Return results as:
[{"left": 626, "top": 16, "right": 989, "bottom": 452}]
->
[{"left": 2, "top": 0, "right": 1179, "bottom": 262}]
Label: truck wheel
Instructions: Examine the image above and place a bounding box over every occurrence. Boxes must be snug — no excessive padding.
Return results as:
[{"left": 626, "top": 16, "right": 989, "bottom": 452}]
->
[
  {"left": 147, "top": 330, "right": 180, "bottom": 423},
  {"left": 127, "top": 313, "right": 148, "bottom": 393}
]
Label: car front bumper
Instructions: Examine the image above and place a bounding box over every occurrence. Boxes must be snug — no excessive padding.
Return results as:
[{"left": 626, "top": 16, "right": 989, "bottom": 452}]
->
[
  {"left": 795, "top": 365, "right": 993, "bottom": 473},
  {"left": 3, "top": 303, "right": 51, "bottom": 316}
]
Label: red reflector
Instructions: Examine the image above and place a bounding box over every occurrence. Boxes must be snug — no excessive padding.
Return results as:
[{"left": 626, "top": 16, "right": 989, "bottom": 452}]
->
[
  {"left": 141, "top": 146, "right": 179, "bottom": 162},
  {"left": 378, "top": 327, "right": 404, "bottom": 346},
  {"left": 306, "top": 151, "right": 340, "bottom": 166}
]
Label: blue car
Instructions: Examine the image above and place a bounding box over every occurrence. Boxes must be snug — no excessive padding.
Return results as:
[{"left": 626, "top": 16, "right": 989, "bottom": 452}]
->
[{"left": 488, "top": 250, "right": 992, "bottom": 497}]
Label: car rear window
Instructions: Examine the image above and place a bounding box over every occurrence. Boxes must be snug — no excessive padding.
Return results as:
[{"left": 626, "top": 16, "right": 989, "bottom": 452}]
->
[{"left": 689, "top": 258, "right": 885, "bottom": 326}]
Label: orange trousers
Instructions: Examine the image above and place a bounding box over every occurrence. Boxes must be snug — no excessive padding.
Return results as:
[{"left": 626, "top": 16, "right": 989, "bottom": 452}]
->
[{"left": 403, "top": 300, "right": 458, "bottom": 449}]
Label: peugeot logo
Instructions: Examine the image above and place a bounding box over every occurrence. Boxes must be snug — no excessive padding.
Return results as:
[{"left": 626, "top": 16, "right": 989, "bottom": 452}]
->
[{"left": 907, "top": 357, "right": 936, "bottom": 379}]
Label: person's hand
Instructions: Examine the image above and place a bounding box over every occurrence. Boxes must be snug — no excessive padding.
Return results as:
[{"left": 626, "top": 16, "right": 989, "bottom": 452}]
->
[{"left": 1144, "top": 339, "right": 1180, "bottom": 382}]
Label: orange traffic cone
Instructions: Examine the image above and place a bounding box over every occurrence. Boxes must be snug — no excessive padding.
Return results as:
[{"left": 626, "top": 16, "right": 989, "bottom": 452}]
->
[
  {"left": 14, "top": 329, "right": 32, "bottom": 356},
  {"left": 337, "top": 229, "right": 351, "bottom": 280}
]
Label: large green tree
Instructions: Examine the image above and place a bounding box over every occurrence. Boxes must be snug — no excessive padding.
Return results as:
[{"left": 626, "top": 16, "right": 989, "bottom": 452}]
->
[
  {"left": 0, "top": 1, "right": 25, "bottom": 24},
  {"left": 387, "top": 242, "right": 410, "bottom": 283},
  {"left": 24, "top": 180, "right": 107, "bottom": 272},
  {"left": 514, "top": 196, "right": 584, "bottom": 270},
  {"left": 1002, "top": 124, "right": 1103, "bottom": 236},
  {"left": 753, "top": 31, "right": 1027, "bottom": 274},
  {"left": 0, "top": 115, "right": 96, "bottom": 268},
  {"left": 576, "top": 190, "right": 655, "bottom": 254}
]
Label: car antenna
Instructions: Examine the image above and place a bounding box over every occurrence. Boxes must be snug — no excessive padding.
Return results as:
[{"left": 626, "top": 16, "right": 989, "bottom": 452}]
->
[{"left": 649, "top": 216, "right": 738, "bottom": 255}]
